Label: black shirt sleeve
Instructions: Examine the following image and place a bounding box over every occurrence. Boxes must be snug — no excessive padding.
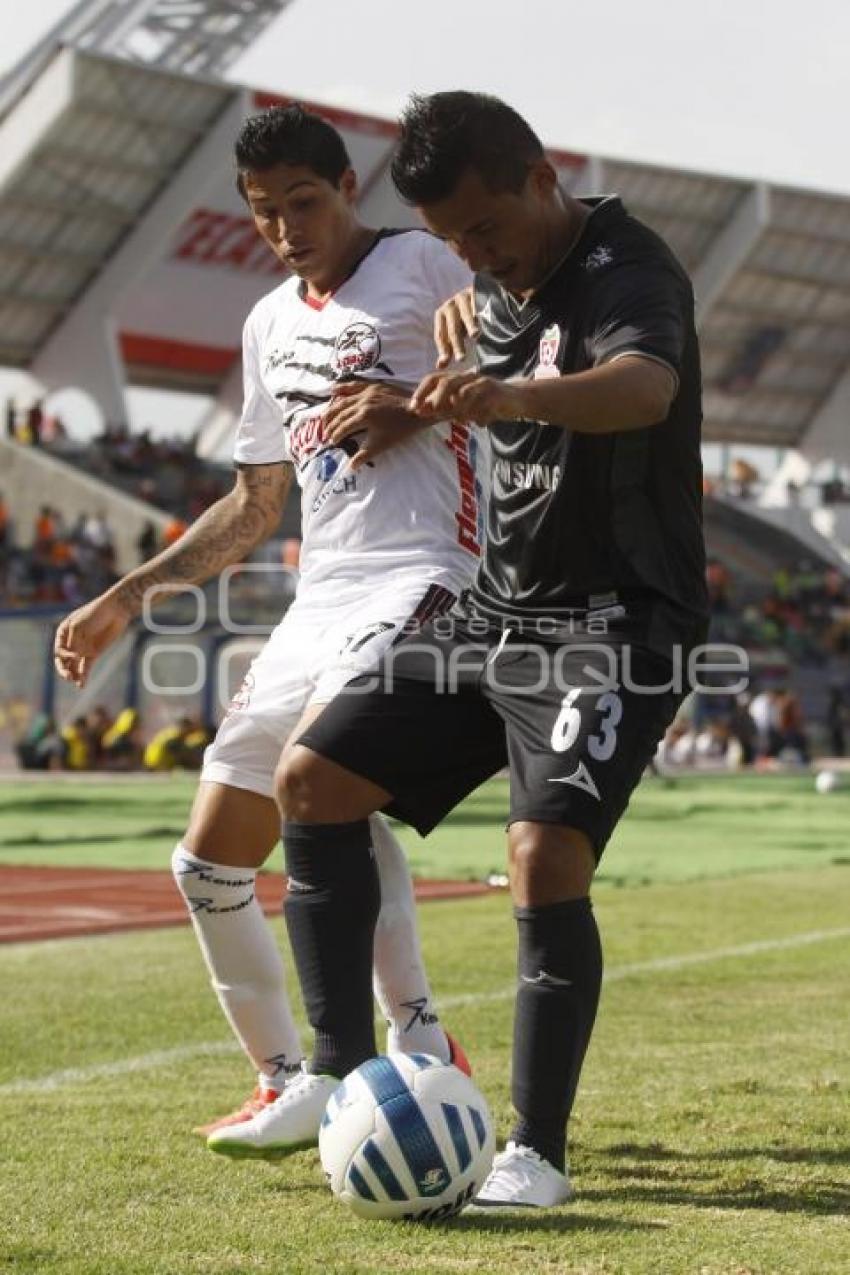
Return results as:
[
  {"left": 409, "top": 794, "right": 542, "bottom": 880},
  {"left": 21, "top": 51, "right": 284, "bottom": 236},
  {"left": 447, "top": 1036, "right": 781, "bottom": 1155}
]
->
[{"left": 586, "top": 260, "right": 690, "bottom": 378}]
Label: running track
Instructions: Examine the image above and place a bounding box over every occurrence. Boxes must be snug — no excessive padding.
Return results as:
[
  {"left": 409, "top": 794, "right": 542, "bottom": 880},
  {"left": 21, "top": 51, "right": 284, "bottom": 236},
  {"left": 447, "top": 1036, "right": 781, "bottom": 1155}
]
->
[{"left": 0, "top": 866, "right": 497, "bottom": 944}]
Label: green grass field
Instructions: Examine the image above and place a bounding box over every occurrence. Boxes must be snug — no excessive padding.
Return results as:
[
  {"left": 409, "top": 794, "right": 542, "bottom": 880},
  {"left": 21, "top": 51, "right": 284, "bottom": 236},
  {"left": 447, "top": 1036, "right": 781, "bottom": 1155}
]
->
[
  {"left": 1, "top": 771, "right": 849, "bottom": 885},
  {"left": 1, "top": 774, "right": 849, "bottom": 1273}
]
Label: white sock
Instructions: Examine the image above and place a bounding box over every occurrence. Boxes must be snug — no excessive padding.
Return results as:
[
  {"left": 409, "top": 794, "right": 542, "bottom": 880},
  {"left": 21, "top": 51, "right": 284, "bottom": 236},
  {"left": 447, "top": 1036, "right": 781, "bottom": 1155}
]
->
[
  {"left": 369, "top": 815, "right": 450, "bottom": 1062},
  {"left": 171, "top": 845, "right": 304, "bottom": 1087}
]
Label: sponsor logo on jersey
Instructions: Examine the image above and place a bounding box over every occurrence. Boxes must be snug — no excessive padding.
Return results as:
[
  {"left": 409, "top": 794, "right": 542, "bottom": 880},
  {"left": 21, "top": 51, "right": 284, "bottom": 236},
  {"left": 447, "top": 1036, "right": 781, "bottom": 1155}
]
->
[
  {"left": 583, "top": 244, "right": 613, "bottom": 270},
  {"left": 289, "top": 412, "right": 327, "bottom": 469},
  {"left": 317, "top": 451, "right": 340, "bottom": 480},
  {"left": 445, "top": 422, "right": 483, "bottom": 557},
  {"left": 548, "top": 760, "right": 601, "bottom": 800},
  {"left": 494, "top": 459, "right": 562, "bottom": 492},
  {"left": 333, "top": 321, "right": 389, "bottom": 375},
  {"left": 533, "top": 323, "right": 561, "bottom": 380}
]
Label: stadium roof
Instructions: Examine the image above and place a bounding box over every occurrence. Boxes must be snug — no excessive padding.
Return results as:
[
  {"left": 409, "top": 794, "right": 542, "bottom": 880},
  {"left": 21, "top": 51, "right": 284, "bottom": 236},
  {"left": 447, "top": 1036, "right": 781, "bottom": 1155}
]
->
[
  {"left": 2, "top": 45, "right": 850, "bottom": 453},
  {"left": 0, "top": 49, "right": 235, "bottom": 369}
]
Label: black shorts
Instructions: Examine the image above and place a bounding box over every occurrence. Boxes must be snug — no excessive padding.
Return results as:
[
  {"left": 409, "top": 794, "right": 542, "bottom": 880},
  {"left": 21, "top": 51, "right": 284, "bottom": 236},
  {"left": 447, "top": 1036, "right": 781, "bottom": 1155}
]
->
[{"left": 300, "top": 602, "right": 704, "bottom": 857}]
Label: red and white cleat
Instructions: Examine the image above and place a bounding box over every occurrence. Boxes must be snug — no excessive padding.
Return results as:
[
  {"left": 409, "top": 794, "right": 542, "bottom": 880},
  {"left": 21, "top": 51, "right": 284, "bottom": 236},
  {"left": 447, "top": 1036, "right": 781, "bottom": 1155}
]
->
[
  {"left": 446, "top": 1032, "right": 472, "bottom": 1077},
  {"left": 193, "top": 1083, "right": 280, "bottom": 1138}
]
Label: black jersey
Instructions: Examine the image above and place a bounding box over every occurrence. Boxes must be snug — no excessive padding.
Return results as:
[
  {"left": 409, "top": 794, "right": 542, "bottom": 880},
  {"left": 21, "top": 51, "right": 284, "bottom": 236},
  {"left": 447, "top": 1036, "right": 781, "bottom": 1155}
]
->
[{"left": 471, "top": 196, "right": 707, "bottom": 633}]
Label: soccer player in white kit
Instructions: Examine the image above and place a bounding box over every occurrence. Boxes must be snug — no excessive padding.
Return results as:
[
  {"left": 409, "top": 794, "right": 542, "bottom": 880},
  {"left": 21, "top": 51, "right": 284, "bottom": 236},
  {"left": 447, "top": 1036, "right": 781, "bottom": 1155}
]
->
[{"left": 53, "top": 105, "right": 485, "bottom": 1156}]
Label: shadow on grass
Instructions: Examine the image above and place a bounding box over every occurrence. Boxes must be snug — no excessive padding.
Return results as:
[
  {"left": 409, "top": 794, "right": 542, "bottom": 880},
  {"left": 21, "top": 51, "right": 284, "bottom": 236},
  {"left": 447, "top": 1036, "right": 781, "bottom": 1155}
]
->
[
  {"left": 591, "top": 1140, "right": 850, "bottom": 1216},
  {"left": 603, "top": 1139, "right": 850, "bottom": 1167},
  {"left": 0, "top": 825, "right": 184, "bottom": 848},
  {"left": 0, "top": 796, "right": 156, "bottom": 814},
  {"left": 443, "top": 1210, "right": 661, "bottom": 1235}
]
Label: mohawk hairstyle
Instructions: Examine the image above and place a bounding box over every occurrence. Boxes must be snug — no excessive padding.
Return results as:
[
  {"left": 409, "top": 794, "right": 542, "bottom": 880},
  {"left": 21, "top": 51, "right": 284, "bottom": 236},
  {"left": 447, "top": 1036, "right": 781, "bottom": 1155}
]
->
[
  {"left": 234, "top": 104, "right": 351, "bottom": 196},
  {"left": 391, "top": 91, "right": 545, "bottom": 206}
]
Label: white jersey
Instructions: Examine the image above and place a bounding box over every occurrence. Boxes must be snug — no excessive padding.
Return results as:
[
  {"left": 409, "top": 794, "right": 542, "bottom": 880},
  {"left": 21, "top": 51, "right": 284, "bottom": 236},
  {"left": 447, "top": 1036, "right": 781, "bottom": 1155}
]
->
[{"left": 234, "top": 229, "right": 486, "bottom": 595}]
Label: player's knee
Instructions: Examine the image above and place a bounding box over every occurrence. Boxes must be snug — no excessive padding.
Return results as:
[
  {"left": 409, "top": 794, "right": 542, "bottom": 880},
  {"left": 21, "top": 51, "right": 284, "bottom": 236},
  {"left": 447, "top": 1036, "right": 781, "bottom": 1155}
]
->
[
  {"left": 275, "top": 744, "right": 325, "bottom": 820},
  {"left": 508, "top": 824, "right": 595, "bottom": 904}
]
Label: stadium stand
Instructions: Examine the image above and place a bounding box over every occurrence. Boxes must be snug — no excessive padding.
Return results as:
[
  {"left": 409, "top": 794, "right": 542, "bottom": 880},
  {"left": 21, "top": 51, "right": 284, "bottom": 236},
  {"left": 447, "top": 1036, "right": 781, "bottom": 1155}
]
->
[{"left": 3, "top": 10, "right": 850, "bottom": 771}]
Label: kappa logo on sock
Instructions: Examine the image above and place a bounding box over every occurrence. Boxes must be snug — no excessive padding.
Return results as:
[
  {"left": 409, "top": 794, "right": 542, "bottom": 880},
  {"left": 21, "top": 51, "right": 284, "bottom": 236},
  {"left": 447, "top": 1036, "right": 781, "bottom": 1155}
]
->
[
  {"left": 265, "top": 1053, "right": 301, "bottom": 1078},
  {"left": 176, "top": 859, "right": 253, "bottom": 889},
  {"left": 188, "top": 894, "right": 254, "bottom": 915},
  {"left": 400, "top": 997, "right": 440, "bottom": 1032}
]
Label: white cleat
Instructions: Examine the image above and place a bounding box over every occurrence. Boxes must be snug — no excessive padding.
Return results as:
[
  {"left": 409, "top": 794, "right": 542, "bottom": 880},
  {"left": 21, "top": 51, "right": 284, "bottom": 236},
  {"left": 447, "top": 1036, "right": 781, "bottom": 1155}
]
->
[
  {"left": 471, "top": 1141, "right": 574, "bottom": 1208},
  {"left": 207, "top": 1065, "right": 340, "bottom": 1160}
]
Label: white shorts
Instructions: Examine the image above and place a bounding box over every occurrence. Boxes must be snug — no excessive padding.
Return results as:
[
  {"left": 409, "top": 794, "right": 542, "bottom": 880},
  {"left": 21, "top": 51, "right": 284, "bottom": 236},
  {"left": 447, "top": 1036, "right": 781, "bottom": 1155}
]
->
[{"left": 201, "top": 573, "right": 460, "bottom": 798}]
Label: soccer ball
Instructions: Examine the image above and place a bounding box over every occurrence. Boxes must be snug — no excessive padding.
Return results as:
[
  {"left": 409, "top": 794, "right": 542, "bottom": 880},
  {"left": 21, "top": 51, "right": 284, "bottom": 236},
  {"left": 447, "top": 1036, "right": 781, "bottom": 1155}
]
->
[
  {"left": 815, "top": 769, "right": 843, "bottom": 794},
  {"left": 319, "top": 1052, "right": 495, "bottom": 1221}
]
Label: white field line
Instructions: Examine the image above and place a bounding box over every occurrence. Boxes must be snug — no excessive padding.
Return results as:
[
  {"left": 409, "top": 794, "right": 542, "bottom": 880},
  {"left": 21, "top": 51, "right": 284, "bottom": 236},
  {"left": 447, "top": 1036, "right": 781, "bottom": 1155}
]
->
[
  {"left": 0, "top": 909, "right": 187, "bottom": 939},
  {"left": 1, "top": 926, "right": 848, "bottom": 1098},
  {"left": 0, "top": 905, "right": 125, "bottom": 920}
]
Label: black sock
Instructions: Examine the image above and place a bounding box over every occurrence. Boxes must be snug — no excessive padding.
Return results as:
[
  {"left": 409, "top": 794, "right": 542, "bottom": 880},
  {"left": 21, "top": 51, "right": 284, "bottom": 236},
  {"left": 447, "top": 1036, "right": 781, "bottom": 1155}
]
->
[
  {"left": 510, "top": 897, "right": 603, "bottom": 1173},
  {"left": 283, "top": 820, "right": 380, "bottom": 1079}
]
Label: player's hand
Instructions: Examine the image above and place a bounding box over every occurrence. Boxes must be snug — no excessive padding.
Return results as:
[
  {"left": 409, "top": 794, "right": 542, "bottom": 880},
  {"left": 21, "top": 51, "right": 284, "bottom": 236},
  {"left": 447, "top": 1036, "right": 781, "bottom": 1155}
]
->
[
  {"left": 409, "top": 371, "right": 524, "bottom": 425},
  {"left": 434, "top": 287, "right": 478, "bottom": 368},
  {"left": 53, "top": 594, "right": 131, "bottom": 688},
  {"left": 323, "top": 381, "right": 427, "bottom": 470}
]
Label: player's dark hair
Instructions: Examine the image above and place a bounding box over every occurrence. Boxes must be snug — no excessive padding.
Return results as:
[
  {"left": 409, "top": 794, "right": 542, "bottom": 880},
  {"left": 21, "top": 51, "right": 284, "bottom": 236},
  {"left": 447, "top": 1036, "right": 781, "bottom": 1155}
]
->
[
  {"left": 234, "top": 104, "right": 351, "bottom": 196},
  {"left": 391, "top": 91, "right": 545, "bottom": 205}
]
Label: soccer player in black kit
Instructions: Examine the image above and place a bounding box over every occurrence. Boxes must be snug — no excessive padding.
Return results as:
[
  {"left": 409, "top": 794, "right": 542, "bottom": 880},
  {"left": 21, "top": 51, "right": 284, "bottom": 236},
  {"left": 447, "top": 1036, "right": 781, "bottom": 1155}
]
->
[{"left": 275, "top": 92, "right": 709, "bottom": 1208}]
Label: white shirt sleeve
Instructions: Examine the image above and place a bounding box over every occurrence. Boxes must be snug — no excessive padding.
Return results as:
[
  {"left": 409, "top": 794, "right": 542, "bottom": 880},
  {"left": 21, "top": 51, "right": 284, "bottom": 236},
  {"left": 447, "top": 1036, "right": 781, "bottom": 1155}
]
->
[
  {"left": 420, "top": 233, "right": 473, "bottom": 309},
  {"left": 233, "top": 308, "right": 289, "bottom": 465}
]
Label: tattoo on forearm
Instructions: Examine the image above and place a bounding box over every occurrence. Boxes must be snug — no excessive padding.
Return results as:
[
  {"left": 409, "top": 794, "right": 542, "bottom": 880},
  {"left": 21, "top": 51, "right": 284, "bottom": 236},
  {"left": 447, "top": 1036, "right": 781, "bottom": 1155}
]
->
[{"left": 112, "top": 465, "right": 291, "bottom": 616}]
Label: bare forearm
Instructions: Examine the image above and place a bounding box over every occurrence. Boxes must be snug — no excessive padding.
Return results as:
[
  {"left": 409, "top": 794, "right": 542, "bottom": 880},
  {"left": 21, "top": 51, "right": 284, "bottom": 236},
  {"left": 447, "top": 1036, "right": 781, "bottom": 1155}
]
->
[
  {"left": 505, "top": 358, "right": 676, "bottom": 433},
  {"left": 109, "top": 467, "right": 290, "bottom": 617},
  {"left": 411, "top": 355, "right": 676, "bottom": 433}
]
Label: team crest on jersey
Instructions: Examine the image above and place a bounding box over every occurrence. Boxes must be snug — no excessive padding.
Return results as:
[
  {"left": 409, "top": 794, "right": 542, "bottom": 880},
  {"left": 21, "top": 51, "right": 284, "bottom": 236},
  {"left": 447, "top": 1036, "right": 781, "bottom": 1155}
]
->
[
  {"left": 333, "top": 321, "right": 389, "bottom": 375},
  {"left": 225, "top": 671, "right": 254, "bottom": 717},
  {"left": 533, "top": 324, "right": 562, "bottom": 380}
]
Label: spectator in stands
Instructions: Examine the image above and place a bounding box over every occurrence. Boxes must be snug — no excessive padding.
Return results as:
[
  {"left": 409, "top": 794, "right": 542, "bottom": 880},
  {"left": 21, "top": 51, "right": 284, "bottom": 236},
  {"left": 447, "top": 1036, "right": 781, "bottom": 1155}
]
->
[
  {"left": 730, "top": 457, "right": 759, "bottom": 499},
  {"left": 136, "top": 520, "right": 159, "bottom": 563},
  {"left": 163, "top": 516, "right": 188, "bottom": 546},
  {"left": 26, "top": 400, "right": 44, "bottom": 446},
  {"left": 0, "top": 502, "right": 8, "bottom": 599},
  {"left": 827, "top": 686, "right": 847, "bottom": 757},
  {"left": 729, "top": 694, "right": 757, "bottom": 767},
  {"left": 60, "top": 716, "right": 92, "bottom": 770},
  {"left": 34, "top": 505, "right": 56, "bottom": 547},
  {"left": 143, "top": 716, "right": 194, "bottom": 772},
  {"left": 705, "top": 557, "right": 730, "bottom": 612},
  {"left": 15, "top": 714, "right": 63, "bottom": 770},
  {"left": 101, "top": 708, "right": 143, "bottom": 770},
  {"left": 182, "top": 719, "right": 215, "bottom": 768},
  {"left": 693, "top": 720, "right": 732, "bottom": 765},
  {"left": 657, "top": 720, "right": 697, "bottom": 767},
  {"left": 749, "top": 686, "right": 779, "bottom": 757},
  {"left": 83, "top": 510, "right": 112, "bottom": 553},
  {"left": 86, "top": 705, "right": 112, "bottom": 766},
  {"left": 772, "top": 688, "right": 809, "bottom": 763}
]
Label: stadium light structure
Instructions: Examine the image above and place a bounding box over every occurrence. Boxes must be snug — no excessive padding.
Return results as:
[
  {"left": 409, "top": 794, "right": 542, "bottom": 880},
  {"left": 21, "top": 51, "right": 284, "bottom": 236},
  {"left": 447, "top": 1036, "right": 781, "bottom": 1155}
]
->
[{"left": 0, "top": 0, "right": 291, "bottom": 112}]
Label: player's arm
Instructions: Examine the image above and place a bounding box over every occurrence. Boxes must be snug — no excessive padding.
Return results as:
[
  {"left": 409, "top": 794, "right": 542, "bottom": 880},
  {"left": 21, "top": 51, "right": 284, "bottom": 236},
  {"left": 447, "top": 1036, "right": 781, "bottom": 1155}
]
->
[
  {"left": 413, "top": 259, "right": 686, "bottom": 432},
  {"left": 433, "top": 286, "right": 478, "bottom": 367},
  {"left": 409, "top": 356, "right": 676, "bottom": 433},
  {"left": 53, "top": 463, "right": 292, "bottom": 688},
  {"left": 321, "top": 379, "right": 432, "bottom": 470}
]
